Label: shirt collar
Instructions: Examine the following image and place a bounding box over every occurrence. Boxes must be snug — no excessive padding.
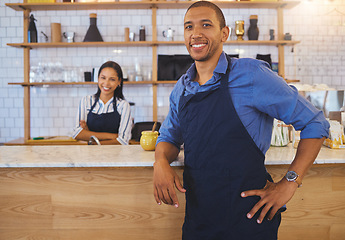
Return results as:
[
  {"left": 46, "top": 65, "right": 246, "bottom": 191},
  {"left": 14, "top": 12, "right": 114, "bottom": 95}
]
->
[
  {"left": 183, "top": 52, "right": 228, "bottom": 93},
  {"left": 214, "top": 52, "right": 228, "bottom": 75},
  {"left": 98, "top": 96, "right": 114, "bottom": 106}
]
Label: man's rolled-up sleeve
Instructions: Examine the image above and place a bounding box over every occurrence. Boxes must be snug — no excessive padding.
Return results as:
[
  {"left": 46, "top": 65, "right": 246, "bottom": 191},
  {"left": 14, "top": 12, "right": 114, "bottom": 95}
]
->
[{"left": 252, "top": 62, "right": 330, "bottom": 139}]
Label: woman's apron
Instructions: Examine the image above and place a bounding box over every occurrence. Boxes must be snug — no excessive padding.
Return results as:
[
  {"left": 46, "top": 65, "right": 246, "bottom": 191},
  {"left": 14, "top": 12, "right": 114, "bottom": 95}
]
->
[
  {"left": 178, "top": 57, "right": 281, "bottom": 240},
  {"left": 87, "top": 100, "right": 120, "bottom": 133}
]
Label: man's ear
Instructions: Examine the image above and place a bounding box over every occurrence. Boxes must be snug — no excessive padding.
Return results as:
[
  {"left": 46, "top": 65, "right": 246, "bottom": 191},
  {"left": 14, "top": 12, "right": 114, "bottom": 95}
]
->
[{"left": 221, "top": 26, "right": 230, "bottom": 42}]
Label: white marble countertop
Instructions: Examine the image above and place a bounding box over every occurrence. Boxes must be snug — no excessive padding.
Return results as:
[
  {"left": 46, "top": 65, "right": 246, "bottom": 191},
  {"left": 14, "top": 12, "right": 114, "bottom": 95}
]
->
[{"left": 0, "top": 144, "right": 344, "bottom": 168}]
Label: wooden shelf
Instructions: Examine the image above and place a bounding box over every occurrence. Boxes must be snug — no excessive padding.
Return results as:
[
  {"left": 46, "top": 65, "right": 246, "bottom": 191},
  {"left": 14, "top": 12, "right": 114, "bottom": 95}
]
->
[
  {"left": 8, "top": 79, "right": 298, "bottom": 86},
  {"left": 156, "top": 81, "right": 178, "bottom": 84},
  {"left": 8, "top": 81, "right": 179, "bottom": 86},
  {"left": 156, "top": 40, "right": 301, "bottom": 46},
  {"left": 285, "top": 79, "right": 300, "bottom": 83},
  {"left": 226, "top": 40, "right": 301, "bottom": 45},
  {"left": 7, "top": 41, "right": 154, "bottom": 48},
  {"left": 7, "top": 40, "right": 300, "bottom": 49},
  {"left": 9, "top": 81, "right": 155, "bottom": 86},
  {"left": 6, "top": 1, "right": 300, "bottom": 12}
]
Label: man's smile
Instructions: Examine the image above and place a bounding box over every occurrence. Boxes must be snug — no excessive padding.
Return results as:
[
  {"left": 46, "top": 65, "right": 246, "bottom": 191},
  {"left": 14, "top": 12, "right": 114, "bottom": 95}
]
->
[{"left": 192, "top": 43, "right": 206, "bottom": 48}]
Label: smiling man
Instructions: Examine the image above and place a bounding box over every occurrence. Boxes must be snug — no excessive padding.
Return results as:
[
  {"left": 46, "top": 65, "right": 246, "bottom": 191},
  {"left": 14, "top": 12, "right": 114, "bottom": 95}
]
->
[{"left": 153, "top": 1, "right": 329, "bottom": 239}]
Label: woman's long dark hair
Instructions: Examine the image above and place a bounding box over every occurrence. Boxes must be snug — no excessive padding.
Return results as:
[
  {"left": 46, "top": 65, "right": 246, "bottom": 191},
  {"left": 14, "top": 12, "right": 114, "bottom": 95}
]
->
[{"left": 93, "top": 61, "right": 125, "bottom": 110}]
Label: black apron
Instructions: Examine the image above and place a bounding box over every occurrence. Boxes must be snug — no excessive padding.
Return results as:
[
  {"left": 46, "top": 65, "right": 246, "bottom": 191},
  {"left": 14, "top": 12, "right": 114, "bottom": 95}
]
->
[
  {"left": 87, "top": 99, "right": 120, "bottom": 134},
  {"left": 178, "top": 56, "right": 281, "bottom": 240}
]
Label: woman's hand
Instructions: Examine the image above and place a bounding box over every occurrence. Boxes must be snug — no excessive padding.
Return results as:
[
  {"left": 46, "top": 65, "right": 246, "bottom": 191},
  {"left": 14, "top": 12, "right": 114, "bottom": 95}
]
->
[
  {"left": 80, "top": 120, "right": 89, "bottom": 131},
  {"left": 76, "top": 122, "right": 118, "bottom": 143}
]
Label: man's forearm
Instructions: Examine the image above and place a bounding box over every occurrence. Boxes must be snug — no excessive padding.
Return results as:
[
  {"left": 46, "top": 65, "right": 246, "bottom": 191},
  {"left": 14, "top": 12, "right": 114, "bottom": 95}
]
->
[
  {"left": 287, "top": 137, "right": 325, "bottom": 182},
  {"left": 155, "top": 142, "right": 180, "bottom": 165}
]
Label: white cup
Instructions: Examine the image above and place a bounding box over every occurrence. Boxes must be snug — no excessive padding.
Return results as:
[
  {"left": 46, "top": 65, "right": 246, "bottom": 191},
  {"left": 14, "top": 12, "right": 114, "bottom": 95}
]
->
[
  {"left": 162, "top": 28, "right": 174, "bottom": 41},
  {"left": 63, "top": 32, "right": 75, "bottom": 43},
  {"left": 129, "top": 32, "right": 135, "bottom": 41}
]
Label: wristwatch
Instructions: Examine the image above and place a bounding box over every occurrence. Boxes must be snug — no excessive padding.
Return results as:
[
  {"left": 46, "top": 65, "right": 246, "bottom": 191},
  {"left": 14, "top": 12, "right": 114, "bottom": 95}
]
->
[{"left": 285, "top": 171, "right": 302, "bottom": 187}]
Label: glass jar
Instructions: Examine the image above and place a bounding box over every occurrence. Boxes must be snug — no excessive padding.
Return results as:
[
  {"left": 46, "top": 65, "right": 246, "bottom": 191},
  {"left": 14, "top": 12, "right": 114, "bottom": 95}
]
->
[
  {"left": 271, "top": 119, "right": 289, "bottom": 147},
  {"left": 140, "top": 131, "right": 158, "bottom": 151}
]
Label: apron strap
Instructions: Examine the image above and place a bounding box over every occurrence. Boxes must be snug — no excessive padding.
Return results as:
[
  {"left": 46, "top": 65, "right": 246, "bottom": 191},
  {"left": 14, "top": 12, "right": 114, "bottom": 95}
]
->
[
  {"left": 90, "top": 96, "right": 117, "bottom": 114},
  {"left": 90, "top": 95, "right": 98, "bottom": 113},
  {"left": 220, "top": 54, "right": 232, "bottom": 89}
]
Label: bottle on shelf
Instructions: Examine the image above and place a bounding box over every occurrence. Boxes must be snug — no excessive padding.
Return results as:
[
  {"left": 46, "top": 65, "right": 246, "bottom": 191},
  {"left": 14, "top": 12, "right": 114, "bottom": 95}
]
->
[
  {"left": 28, "top": 14, "right": 38, "bottom": 43},
  {"left": 248, "top": 15, "right": 259, "bottom": 40},
  {"left": 83, "top": 13, "right": 103, "bottom": 42},
  {"left": 139, "top": 26, "right": 146, "bottom": 41}
]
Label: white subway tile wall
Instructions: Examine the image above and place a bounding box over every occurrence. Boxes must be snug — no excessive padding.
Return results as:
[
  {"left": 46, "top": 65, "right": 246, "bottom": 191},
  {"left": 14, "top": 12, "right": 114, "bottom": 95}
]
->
[{"left": 0, "top": 0, "right": 345, "bottom": 142}]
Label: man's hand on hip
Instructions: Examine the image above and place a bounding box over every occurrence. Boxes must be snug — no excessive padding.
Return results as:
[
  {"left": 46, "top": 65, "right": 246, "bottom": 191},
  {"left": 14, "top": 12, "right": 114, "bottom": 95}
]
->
[{"left": 241, "top": 179, "right": 297, "bottom": 224}]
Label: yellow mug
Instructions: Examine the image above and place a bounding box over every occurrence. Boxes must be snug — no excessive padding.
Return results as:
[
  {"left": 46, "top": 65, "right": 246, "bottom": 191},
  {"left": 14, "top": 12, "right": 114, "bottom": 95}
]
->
[{"left": 140, "top": 131, "right": 159, "bottom": 151}]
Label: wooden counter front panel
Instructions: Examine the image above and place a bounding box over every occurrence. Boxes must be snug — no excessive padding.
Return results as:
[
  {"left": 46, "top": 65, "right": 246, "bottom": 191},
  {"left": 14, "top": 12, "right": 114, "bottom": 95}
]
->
[
  {"left": 0, "top": 167, "right": 185, "bottom": 240},
  {"left": 0, "top": 165, "right": 344, "bottom": 240}
]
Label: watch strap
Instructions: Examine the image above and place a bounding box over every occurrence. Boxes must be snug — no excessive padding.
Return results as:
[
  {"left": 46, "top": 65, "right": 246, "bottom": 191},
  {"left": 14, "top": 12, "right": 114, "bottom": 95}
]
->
[{"left": 294, "top": 175, "right": 302, "bottom": 187}]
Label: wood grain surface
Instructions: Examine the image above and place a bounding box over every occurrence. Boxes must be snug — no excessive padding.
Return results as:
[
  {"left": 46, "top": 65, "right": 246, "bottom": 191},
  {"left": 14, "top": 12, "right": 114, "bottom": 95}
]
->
[{"left": 0, "top": 165, "right": 344, "bottom": 240}]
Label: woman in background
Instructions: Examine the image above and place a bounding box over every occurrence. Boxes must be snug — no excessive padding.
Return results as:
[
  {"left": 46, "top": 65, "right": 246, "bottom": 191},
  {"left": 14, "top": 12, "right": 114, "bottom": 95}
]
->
[{"left": 72, "top": 61, "right": 132, "bottom": 145}]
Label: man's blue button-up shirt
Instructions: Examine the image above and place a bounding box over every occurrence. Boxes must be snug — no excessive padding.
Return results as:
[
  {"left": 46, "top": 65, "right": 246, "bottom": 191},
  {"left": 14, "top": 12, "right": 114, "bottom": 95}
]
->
[{"left": 157, "top": 52, "right": 330, "bottom": 154}]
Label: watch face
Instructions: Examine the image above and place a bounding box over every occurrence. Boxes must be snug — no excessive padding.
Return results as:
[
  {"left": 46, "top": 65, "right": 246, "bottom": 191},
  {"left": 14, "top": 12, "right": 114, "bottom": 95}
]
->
[{"left": 286, "top": 171, "right": 297, "bottom": 181}]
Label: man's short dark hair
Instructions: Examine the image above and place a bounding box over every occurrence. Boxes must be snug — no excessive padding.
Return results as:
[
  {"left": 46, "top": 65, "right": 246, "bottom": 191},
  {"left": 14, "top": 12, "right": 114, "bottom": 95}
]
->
[{"left": 186, "top": 1, "right": 226, "bottom": 29}]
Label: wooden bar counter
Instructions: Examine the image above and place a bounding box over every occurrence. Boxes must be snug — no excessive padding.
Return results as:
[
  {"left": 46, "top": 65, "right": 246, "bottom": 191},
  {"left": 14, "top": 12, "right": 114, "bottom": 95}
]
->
[{"left": 0, "top": 145, "right": 344, "bottom": 240}]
